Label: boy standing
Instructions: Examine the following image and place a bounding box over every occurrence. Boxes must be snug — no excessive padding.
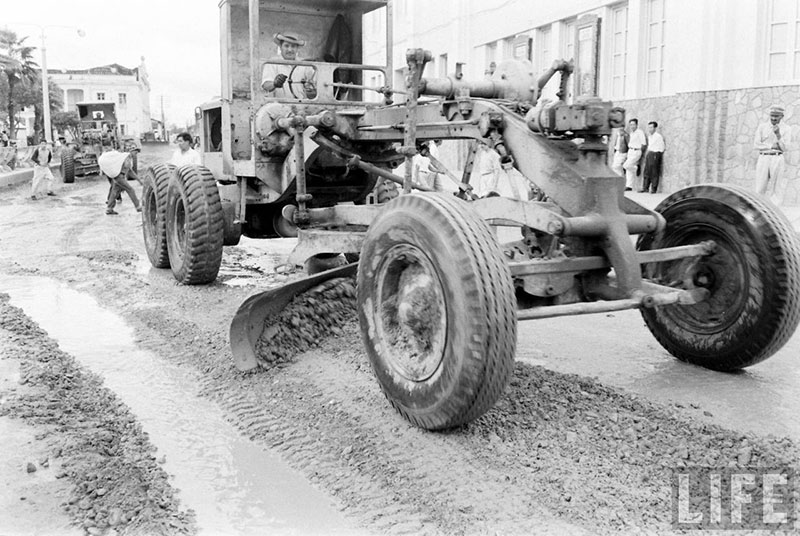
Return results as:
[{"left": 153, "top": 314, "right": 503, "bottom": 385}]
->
[{"left": 30, "top": 141, "right": 56, "bottom": 200}]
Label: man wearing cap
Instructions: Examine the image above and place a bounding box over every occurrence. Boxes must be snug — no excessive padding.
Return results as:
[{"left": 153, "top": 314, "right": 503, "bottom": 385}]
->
[
  {"left": 754, "top": 105, "right": 792, "bottom": 198},
  {"left": 261, "top": 32, "right": 317, "bottom": 99}
]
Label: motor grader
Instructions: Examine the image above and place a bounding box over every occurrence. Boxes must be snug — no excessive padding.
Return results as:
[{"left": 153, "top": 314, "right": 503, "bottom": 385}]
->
[
  {"left": 140, "top": 0, "right": 800, "bottom": 431},
  {"left": 60, "top": 102, "right": 126, "bottom": 183}
]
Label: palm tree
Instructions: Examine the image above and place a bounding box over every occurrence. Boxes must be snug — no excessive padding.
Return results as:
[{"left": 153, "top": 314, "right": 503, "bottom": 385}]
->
[{"left": 0, "top": 29, "right": 38, "bottom": 138}]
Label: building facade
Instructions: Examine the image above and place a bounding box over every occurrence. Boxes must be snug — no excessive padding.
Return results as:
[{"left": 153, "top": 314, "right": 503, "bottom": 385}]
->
[
  {"left": 49, "top": 58, "right": 152, "bottom": 139},
  {"left": 364, "top": 0, "right": 800, "bottom": 203},
  {"left": 15, "top": 58, "right": 152, "bottom": 142}
]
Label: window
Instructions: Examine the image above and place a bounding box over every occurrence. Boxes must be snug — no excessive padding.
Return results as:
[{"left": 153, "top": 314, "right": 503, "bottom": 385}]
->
[
  {"left": 485, "top": 42, "right": 497, "bottom": 75},
  {"left": 645, "top": 0, "right": 666, "bottom": 94},
  {"left": 97, "top": 92, "right": 106, "bottom": 101},
  {"left": 563, "top": 19, "right": 577, "bottom": 61},
  {"left": 120, "top": 124, "right": 126, "bottom": 135},
  {"left": 438, "top": 53, "right": 448, "bottom": 77},
  {"left": 767, "top": 0, "right": 800, "bottom": 80},
  {"left": 610, "top": 4, "right": 629, "bottom": 98},
  {"left": 537, "top": 25, "right": 552, "bottom": 73},
  {"left": 118, "top": 93, "right": 127, "bottom": 105}
]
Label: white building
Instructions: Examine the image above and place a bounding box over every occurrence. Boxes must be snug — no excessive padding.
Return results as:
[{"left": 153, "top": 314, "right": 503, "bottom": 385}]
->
[
  {"left": 16, "top": 58, "right": 152, "bottom": 142},
  {"left": 50, "top": 58, "right": 152, "bottom": 138},
  {"left": 364, "top": 0, "right": 800, "bottom": 200}
]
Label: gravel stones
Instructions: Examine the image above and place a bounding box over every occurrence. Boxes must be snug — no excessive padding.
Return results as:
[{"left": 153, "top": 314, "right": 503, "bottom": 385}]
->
[
  {"left": 255, "top": 276, "right": 357, "bottom": 367},
  {"left": 0, "top": 294, "right": 195, "bottom": 535}
]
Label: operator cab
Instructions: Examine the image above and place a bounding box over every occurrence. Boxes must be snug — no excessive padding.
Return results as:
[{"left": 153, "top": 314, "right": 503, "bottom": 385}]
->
[{"left": 202, "top": 0, "right": 390, "bottom": 177}]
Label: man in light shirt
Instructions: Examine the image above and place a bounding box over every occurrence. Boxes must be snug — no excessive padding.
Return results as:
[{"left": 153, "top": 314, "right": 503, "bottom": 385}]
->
[
  {"left": 30, "top": 141, "right": 56, "bottom": 200},
  {"left": 261, "top": 32, "right": 317, "bottom": 99},
  {"left": 641, "top": 121, "right": 666, "bottom": 193},
  {"left": 622, "top": 118, "right": 647, "bottom": 191},
  {"left": 170, "top": 132, "right": 202, "bottom": 167},
  {"left": 754, "top": 105, "right": 791, "bottom": 199}
]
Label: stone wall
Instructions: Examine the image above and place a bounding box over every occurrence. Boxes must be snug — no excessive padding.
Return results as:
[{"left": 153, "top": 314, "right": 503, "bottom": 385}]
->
[{"left": 617, "top": 85, "right": 800, "bottom": 205}]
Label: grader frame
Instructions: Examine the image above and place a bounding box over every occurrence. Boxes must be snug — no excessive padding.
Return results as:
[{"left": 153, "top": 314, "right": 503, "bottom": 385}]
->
[{"left": 144, "top": 0, "right": 800, "bottom": 431}]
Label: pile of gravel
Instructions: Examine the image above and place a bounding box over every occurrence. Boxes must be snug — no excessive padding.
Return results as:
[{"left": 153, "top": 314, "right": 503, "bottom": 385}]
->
[
  {"left": 255, "top": 277, "right": 357, "bottom": 367},
  {"left": 0, "top": 294, "right": 195, "bottom": 536}
]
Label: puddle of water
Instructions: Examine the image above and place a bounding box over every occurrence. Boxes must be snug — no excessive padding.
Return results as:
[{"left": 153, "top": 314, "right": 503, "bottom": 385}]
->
[{"left": 1, "top": 275, "right": 360, "bottom": 536}]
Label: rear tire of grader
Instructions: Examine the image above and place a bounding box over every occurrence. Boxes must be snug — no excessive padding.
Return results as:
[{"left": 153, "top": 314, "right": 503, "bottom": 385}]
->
[
  {"left": 141, "top": 164, "right": 175, "bottom": 269},
  {"left": 638, "top": 184, "right": 800, "bottom": 371},
  {"left": 165, "top": 165, "right": 224, "bottom": 284},
  {"left": 357, "top": 193, "right": 517, "bottom": 430},
  {"left": 60, "top": 148, "right": 76, "bottom": 184}
]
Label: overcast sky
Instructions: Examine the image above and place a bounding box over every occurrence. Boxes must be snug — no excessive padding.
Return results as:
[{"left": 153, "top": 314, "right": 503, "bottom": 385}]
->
[{"left": 3, "top": 0, "right": 221, "bottom": 127}]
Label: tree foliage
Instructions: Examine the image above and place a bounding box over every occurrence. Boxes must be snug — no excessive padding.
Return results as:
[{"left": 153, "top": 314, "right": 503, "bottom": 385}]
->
[
  {"left": 0, "top": 29, "right": 38, "bottom": 138},
  {"left": 52, "top": 110, "right": 80, "bottom": 141}
]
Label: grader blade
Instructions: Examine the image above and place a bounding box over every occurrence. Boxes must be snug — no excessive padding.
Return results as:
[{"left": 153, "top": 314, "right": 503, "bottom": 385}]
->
[{"left": 230, "top": 263, "right": 358, "bottom": 371}]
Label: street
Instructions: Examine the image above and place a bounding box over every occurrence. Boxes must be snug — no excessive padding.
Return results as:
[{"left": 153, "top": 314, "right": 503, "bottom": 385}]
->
[{"left": 1, "top": 144, "right": 800, "bottom": 535}]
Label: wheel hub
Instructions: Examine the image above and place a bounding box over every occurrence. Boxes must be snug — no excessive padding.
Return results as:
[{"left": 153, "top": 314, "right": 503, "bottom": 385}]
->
[{"left": 375, "top": 245, "right": 447, "bottom": 382}]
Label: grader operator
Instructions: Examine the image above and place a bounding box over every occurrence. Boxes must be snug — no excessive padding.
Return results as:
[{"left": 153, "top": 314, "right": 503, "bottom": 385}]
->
[{"left": 140, "top": 0, "right": 800, "bottom": 431}]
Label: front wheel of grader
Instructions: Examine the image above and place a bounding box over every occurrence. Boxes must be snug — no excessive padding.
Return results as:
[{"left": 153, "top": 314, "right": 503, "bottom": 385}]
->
[
  {"left": 637, "top": 184, "right": 800, "bottom": 370},
  {"left": 358, "top": 193, "right": 517, "bottom": 430}
]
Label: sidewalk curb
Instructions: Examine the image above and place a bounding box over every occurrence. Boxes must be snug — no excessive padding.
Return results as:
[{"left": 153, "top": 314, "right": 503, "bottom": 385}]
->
[{"left": 0, "top": 163, "right": 63, "bottom": 190}]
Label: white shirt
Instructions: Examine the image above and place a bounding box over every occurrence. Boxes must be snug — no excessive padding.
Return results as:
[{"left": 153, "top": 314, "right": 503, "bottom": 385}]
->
[
  {"left": 170, "top": 148, "right": 202, "bottom": 167},
  {"left": 628, "top": 129, "right": 647, "bottom": 150},
  {"left": 98, "top": 150, "right": 132, "bottom": 177},
  {"left": 754, "top": 122, "right": 792, "bottom": 153},
  {"left": 647, "top": 132, "right": 665, "bottom": 153}
]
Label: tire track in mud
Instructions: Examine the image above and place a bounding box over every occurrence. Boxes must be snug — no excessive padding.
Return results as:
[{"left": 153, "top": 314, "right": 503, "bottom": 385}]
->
[{"left": 7, "top": 252, "right": 800, "bottom": 534}]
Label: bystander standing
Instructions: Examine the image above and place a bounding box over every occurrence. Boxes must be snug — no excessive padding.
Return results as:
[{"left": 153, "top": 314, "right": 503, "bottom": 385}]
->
[
  {"left": 30, "top": 141, "right": 56, "bottom": 200},
  {"left": 754, "top": 105, "right": 791, "bottom": 201},
  {"left": 641, "top": 121, "right": 666, "bottom": 193},
  {"left": 170, "top": 132, "right": 202, "bottom": 166},
  {"left": 611, "top": 126, "right": 629, "bottom": 179},
  {"left": 622, "top": 119, "right": 646, "bottom": 191}
]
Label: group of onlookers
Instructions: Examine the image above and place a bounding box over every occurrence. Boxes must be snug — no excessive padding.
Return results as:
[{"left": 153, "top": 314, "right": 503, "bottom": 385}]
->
[
  {"left": 611, "top": 119, "right": 666, "bottom": 193},
  {"left": 611, "top": 105, "right": 791, "bottom": 200}
]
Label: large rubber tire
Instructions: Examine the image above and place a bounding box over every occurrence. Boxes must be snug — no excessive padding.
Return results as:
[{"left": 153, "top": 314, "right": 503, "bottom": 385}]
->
[
  {"left": 165, "top": 165, "right": 224, "bottom": 285},
  {"left": 357, "top": 193, "right": 517, "bottom": 430},
  {"left": 638, "top": 184, "right": 800, "bottom": 370},
  {"left": 141, "top": 163, "right": 175, "bottom": 268},
  {"left": 61, "top": 148, "right": 75, "bottom": 183}
]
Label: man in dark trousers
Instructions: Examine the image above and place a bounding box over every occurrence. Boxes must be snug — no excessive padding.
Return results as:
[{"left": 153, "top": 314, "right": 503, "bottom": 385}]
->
[{"left": 641, "top": 121, "right": 665, "bottom": 193}]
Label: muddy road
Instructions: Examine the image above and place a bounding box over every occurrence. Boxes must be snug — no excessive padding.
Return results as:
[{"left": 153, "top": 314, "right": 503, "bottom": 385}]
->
[{"left": 2, "top": 145, "right": 800, "bottom": 535}]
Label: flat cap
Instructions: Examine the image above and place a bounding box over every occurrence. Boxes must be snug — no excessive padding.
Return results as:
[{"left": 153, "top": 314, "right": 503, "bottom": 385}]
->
[
  {"left": 769, "top": 105, "right": 785, "bottom": 115},
  {"left": 274, "top": 32, "right": 306, "bottom": 46}
]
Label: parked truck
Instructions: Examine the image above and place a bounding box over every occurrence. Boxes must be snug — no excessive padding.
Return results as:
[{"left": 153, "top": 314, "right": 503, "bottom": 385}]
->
[{"left": 141, "top": 0, "right": 800, "bottom": 431}]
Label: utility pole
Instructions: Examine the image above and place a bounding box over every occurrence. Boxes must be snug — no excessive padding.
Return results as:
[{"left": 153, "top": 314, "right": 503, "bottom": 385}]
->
[
  {"left": 160, "top": 95, "right": 167, "bottom": 142},
  {"left": 40, "top": 28, "right": 51, "bottom": 143}
]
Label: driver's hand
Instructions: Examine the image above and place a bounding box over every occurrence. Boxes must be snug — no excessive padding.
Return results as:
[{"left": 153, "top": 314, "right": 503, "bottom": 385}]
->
[
  {"left": 274, "top": 73, "right": 288, "bottom": 88},
  {"left": 303, "top": 82, "right": 317, "bottom": 99}
]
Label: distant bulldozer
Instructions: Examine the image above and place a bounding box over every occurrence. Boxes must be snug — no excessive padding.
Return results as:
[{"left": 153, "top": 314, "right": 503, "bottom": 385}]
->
[{"left": 141, "top": 0, "right": 800, "bottom": 431}]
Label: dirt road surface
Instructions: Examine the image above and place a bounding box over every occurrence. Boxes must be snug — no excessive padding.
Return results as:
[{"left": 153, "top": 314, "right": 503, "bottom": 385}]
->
[{"left": 1, "top": 145, "right": 799, "bottom": 535}]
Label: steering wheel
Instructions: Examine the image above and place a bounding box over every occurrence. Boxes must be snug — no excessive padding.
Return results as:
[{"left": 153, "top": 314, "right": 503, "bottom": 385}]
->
[{"left": 287, "top": 65, "right": 316, "bottom": 100}]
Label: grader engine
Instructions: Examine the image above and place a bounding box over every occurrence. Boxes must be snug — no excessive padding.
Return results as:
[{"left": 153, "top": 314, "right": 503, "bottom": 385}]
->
[{"left": 141, "top": 0, "right": 800, "bottom": 431}]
